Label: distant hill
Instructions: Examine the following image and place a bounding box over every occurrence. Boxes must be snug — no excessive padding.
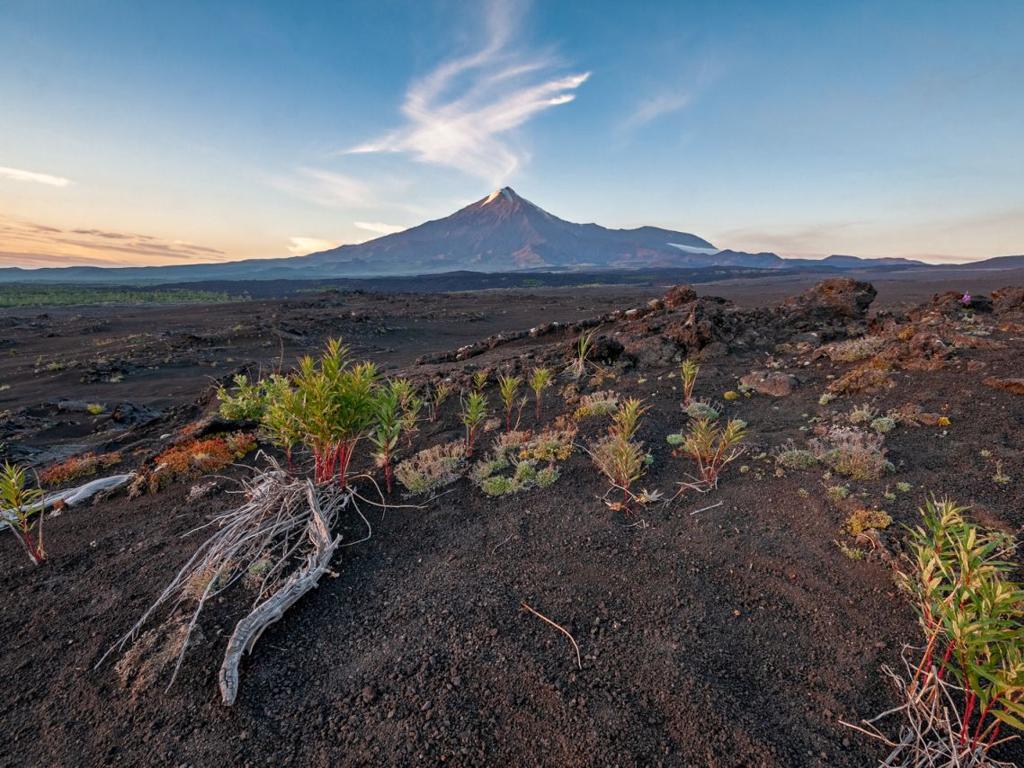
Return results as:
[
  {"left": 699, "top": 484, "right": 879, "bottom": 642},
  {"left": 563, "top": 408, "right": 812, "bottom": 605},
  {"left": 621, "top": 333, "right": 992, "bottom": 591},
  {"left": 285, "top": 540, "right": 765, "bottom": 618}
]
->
[
  {"left": 967, "top": 254, "right": 1024, "bottom": 269},
  {"left": 820, "top": 254, "right": 927, "bottom": 268}
]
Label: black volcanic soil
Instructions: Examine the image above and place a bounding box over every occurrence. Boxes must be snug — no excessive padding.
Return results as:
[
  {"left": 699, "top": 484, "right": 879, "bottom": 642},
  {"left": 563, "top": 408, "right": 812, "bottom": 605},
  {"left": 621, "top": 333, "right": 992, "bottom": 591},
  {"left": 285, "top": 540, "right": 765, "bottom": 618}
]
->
[{"left": 2, "top": 277, "right": 1024, "bottom": 767}]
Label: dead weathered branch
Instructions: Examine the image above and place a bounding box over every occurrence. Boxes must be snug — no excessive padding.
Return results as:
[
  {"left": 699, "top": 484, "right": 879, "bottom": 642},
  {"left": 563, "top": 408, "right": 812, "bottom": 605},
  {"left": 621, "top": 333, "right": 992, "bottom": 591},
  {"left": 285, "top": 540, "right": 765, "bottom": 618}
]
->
[
  {"left": 219, "top": 480, "right": 342, "bottom": 704},
  {"left": 98, "top": 460, "right": 350, "bottom": 701}
]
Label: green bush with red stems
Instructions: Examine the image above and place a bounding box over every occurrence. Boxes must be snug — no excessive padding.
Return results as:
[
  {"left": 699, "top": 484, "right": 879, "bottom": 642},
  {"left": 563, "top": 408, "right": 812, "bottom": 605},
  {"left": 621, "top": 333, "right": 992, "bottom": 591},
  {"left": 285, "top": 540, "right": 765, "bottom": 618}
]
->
[{"left": 899, "top": 498, "right": 1024, "bottom": 753}]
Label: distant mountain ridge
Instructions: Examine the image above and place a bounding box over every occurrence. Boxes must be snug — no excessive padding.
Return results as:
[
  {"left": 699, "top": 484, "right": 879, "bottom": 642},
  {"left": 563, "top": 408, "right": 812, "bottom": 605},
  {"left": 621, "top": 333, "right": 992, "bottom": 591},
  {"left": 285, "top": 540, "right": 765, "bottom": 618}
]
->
[{"left": 0, "top": 187, "right": 1020, "bottom": 283}]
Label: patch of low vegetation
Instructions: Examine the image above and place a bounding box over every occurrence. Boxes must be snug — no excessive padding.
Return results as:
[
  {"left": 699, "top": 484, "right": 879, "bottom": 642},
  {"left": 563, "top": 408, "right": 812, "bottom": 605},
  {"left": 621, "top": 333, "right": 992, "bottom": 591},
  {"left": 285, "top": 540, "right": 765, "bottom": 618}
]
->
[
  {"left": 137, "top": 433, "right": 255, "bottom": 494},
  {"left": 528, "top": 367, "right": 553, "bottom": 420},
  {"left": 589, "top": 399, "right": 650, "bottom": 510},
  {"left": 774, "top": 446, "right": 818, "bottom": 471},
  {"left": 38, "top": 451, "right": 121, "bottom": 486},
  {"left": 568, "top": 329, "right": 595, "bottom": 380},
  {"left": 825, "top": 483, "right": 851, "bottom": 504},
  {"left": 0, "top": 284, "right": 238, "bottom": 308},
  {"left": 827, "top": 359, "right": 893, "bottom": 396},
  {"left": 870, "top": 415, "right": 896, "bottom": 434},
  {"left": 497, "top": 373, "right": 525, "bottom": 432},
  {"left": 845, "top": 507, "right": 891, "bottom": 536},
  {"left": 471, "top": 425, "right": 576, "bottom": 497},
  {"left": 217, "top": 374, "right": 271, "bottom": 422},
  {"left": 369, "top": 385, "right": 402, "bottom": 493},
  {"left": 684, "top": 400, "right": 720, "bottom": 421},
  {"left": 573, "top": 390, "right": 619, "bottom": 420},
  {"left": 810, "top": 426, "right": 893, "bottom": 480},
  {"left": 394, "top": 441, "right": 466, "bottom": 495},
  {"left": 824, "top": 335, "right": 886, "bottom": 363},
  {"left": 460, "top": 390, "right": 489, "bottom": 457},
  {"left": 519, "top": 423, "right": 577, "bottom": 464},
  {"left": 992, "top": 460, "right": 1011, "bottom": 486},
  {"left": 427, "top": 381, "right": 452, "bottom": 422},
  {"left": 848, "top": 403, "right": 877, "bottom": 425}
]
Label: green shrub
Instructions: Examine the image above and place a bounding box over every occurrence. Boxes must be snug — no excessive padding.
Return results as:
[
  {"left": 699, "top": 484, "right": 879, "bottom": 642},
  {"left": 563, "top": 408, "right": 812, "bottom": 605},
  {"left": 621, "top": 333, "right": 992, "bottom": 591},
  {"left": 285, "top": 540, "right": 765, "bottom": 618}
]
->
[
  {"left": 1, "top": 462, "right": 46, "bottom": 564},
  {"left": 870, "top": 416, "right": 896, "bottom": 434},
  {"left": 573, "top": 390, "right": 619, "bottom": 420},
  {"left": 217, "top": 374, "right": 267, "bottom": 422},
  {"left": 684, "top": 400, "right": 719, "bottom": 421},
  {"left": 394, "top": 442, "right": 466, "bottom": 495},
  {"left": 811, "top": 427, "right": 892, "bottom": 481},
  {"left": 896, "top": 499, "right": 1024, "bottom": 752},
  {"left": 775, "top": 448, "right": 818, "bottom": 471}
]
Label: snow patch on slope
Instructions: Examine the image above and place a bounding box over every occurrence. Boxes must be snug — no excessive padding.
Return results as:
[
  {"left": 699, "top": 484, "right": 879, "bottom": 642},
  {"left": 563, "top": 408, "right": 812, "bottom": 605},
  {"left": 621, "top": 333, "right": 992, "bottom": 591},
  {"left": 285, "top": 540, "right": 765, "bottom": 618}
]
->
[{"left": 668, "top": 242, "right": 719, "bottom": 255}]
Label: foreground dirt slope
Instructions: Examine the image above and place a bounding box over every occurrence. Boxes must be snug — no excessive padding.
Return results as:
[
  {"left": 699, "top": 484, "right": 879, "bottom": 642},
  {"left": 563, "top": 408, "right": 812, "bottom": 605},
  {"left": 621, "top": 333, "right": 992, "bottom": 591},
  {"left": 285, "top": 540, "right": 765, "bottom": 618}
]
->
[{"left": 2, "top": 280, "right": 1023, "bottom": 767}]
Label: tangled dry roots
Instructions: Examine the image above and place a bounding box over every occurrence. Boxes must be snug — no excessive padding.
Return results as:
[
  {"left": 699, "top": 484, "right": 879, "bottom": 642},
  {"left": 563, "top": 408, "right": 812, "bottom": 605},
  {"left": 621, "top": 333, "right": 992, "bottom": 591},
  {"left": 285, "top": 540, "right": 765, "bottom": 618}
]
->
[
  {"left": 843, "top": 646, "right": 1018, "bottom": 767},
  {"left": 99, "top": 456, "right": 348, "bottom": 704}
]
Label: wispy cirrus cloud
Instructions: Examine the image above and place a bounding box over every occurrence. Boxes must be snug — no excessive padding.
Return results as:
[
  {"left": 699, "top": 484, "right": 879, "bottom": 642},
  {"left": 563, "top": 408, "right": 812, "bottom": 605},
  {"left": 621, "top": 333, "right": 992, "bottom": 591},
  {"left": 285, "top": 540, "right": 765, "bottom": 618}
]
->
[
  {"left": 345, "top": 0, "right": 589, "bottom": 184},
  {"left": 618, "top": 91, "right": 691, "bottom": 133},
  {"left": 0, "top": 216, "right": 227, "bottom": 267},
  {"left": 0, "top": 165, "right": 72, "bottom": 188},
  {"left": 270, "top": 168, "right": 375, "bottom": 210}
]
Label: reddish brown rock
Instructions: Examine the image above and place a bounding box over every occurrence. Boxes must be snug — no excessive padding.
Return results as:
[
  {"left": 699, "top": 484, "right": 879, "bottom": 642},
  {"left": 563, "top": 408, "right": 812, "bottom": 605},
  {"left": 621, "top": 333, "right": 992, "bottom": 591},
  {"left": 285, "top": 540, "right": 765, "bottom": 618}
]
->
[
  {"left": 740, "top": 370, "right": 797, "bottom": 397},
  {"left": 983, "top": 377, "right": 1024, "bottom": 396},
  {"left": 784, "top": 278, "right": 876, "bottom": 320},
  {"left": 663, "top": 284, "right": 698, "bottom": 308}
]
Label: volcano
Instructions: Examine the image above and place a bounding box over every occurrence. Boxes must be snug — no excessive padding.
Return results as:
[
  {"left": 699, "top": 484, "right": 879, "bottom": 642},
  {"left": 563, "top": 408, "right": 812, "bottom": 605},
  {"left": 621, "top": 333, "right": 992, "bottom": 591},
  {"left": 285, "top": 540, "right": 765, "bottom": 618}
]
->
[{"left": 297, "top": 187, "right": 780, "bottom": 275}]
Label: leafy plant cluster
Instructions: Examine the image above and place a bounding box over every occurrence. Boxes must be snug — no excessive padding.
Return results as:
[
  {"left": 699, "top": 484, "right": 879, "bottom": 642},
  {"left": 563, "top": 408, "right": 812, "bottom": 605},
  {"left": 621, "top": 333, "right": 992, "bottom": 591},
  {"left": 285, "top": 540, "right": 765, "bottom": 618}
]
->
[
  {"left": 219, "top": 340, "right": 396, "bottom": 485},
  {"left": 1, "top": 461, "right": 46, "bottom": 565},
  {"left": 898, "top": 499, "right": 1024, "bottom": 753},
  {"left": 589, "top": 398, "right": 650, "bottom": 509},
  {"left": 668, "top": 417, "right": 747, "bottom": 490}
]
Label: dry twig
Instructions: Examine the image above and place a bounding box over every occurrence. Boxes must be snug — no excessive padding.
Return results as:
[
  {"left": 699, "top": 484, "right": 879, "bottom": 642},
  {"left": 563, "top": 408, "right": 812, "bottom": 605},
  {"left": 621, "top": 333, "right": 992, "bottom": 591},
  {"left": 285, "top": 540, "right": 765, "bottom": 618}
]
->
[{"left": 521, "top": 601, "right": 583, "bottom": 670}]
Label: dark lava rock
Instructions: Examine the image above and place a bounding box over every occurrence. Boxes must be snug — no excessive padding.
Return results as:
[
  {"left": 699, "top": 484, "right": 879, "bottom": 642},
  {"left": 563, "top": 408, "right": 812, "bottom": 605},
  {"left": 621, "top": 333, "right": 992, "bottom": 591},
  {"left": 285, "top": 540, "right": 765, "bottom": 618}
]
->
[
  {"left": 590, "top": 335, "right": 624, "bottom": 364},
  {"left": 784, "top": 278, "right": 876, "bottom": 320},
  {"left": 992, "top": 286, "right": 1024, "bottom": 315},
  {"left": 111, "top": 402, "right": 163, "bottom": 426},
  {"left": 55, "top": 399, "right": 92, "bottom": 413}
]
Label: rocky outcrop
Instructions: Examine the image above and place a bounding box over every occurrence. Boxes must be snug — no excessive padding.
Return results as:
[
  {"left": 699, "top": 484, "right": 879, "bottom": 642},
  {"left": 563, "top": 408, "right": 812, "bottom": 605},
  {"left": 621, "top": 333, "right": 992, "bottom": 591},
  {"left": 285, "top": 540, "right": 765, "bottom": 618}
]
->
[
  {"left": 992, "top": 287, "right": 1024, "bottom": 318},
  {"left": 783, "top": 278, "right": 877, "bottom": 320}
]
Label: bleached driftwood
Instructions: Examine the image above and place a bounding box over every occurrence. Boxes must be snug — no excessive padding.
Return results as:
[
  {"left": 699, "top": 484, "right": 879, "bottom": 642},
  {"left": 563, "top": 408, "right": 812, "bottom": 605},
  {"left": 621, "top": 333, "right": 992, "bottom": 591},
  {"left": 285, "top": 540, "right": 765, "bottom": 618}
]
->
[
  {"left": 219, "top": 481, "right": 343, "bottom": 705},
  {"left": 99, "top": 460, "right": 350, "bottom": 701},
  {"left": 2, "top": 473, "right": 133, "bottom": 522}
]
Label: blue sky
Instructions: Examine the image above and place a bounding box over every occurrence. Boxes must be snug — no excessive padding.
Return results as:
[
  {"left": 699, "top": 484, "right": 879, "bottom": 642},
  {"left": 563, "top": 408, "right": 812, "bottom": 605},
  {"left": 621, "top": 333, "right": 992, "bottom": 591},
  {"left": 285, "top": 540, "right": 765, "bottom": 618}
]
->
[{"left": 1, "top": 0, "right": 1021, "bottom": 266}]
